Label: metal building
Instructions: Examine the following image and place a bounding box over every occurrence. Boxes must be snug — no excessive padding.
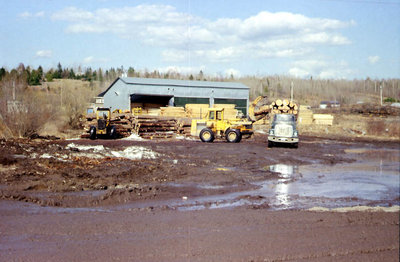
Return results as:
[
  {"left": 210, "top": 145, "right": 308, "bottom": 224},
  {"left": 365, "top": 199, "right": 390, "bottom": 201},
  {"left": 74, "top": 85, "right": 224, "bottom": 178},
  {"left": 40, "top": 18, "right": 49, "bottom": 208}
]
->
[{"left": 98, "top": 77, "right": 250, "bottom": 115}]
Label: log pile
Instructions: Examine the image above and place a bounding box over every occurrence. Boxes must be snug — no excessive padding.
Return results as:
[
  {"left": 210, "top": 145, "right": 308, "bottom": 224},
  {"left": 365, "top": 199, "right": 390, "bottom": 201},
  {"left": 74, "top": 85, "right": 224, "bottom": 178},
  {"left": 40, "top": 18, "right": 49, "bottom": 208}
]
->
[
  {"left": 133, "top": 116, "right": 178, "bottom": 139},
  {"left": 112, "top": 113, "right": 134, "bottom": 137},
  {"left": 270, "top": 99, "right": 298, "bottom": 115},
  {"left": 176, "top": 118, "right": 192, "bottom": 136},
  {"left": 349, "top": 104, "right": 400, "bottom": 117}
]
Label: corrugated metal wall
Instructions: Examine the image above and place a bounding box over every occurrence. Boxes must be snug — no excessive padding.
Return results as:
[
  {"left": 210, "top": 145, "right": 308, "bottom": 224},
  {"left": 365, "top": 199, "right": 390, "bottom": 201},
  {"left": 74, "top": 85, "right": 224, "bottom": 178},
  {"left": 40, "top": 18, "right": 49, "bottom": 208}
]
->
[{"left": 102, "top": 77, "right": 249, "bottom": 115}]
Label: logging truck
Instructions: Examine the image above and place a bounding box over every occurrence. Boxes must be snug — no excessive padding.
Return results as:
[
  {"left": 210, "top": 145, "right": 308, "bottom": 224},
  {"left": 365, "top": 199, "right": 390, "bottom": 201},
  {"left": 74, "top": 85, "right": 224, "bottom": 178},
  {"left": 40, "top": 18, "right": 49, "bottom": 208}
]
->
[{"left": 268, "top": 114, "right": 299, "bottom": 148}]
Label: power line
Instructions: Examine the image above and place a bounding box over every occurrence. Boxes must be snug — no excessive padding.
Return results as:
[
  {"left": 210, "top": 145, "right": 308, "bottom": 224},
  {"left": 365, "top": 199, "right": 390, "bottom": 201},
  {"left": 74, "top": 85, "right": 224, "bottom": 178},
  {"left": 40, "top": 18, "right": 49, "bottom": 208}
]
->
[{"left": 319, "top": 0, "right": 400, "bottom": 5}]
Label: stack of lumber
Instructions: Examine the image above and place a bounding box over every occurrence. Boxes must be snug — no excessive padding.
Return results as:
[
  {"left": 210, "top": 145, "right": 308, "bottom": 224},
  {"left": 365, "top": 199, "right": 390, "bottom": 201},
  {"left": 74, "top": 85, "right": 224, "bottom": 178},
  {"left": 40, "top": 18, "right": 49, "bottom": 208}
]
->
[
  {"left": 176, "top": 118, "right": 192, "bottom": 136},
  {"left": 313, "top": 114, "right": 334, "bottom": 125},
  {"left": 160, "top": 107, "right": 187, "bottom": 117},
  {"left": 298, "top": 105, "right": 313, "bottom": 125},
  {"left": 214, "top": 104, "right": 235, "bottom": 109},
  {"left": 270, "top": 99, "right": 298, "bottom": 115},
  {"left": 133, "top": 116, "right": 178, "bottom": 139},
  {"left": 141, "top": 108, "right": 160, "bottom": 116},
  {"left": 212, "top": 104, "right": 238, "bottom": 119},
  {"left": 185, "top": 104, "right": 209, "bottom": 118}
]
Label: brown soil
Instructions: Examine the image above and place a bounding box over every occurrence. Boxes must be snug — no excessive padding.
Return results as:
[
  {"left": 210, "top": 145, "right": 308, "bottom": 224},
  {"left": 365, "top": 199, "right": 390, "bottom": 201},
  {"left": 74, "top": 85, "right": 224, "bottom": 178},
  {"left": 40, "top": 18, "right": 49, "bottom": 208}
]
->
[{"left": 0, "top": 134, "right": 399, "bottom": 261}]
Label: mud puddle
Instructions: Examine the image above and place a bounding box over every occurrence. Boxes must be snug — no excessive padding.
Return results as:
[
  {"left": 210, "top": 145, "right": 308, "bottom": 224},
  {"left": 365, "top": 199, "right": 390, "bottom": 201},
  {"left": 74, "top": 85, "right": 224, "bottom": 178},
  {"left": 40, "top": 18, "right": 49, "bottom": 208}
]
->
[{"left": 111, "top": 147, "right": 399, "bottom": 211}]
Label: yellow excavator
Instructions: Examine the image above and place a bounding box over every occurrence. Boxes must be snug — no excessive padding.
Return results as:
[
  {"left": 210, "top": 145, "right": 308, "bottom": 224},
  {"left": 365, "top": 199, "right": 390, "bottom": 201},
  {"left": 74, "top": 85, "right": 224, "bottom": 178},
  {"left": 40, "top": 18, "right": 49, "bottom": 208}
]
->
[{"left": 190, "top": 96, "right": 270, "bottom": 143}]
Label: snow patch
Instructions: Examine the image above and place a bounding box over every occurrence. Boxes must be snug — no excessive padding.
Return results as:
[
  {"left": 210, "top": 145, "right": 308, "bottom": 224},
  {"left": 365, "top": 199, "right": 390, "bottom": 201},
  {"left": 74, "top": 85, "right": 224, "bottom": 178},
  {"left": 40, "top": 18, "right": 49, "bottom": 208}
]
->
[
  {"left": 66, "top": 143, "right": 105, "bottom": 152},
  {"left": 176, "top": 135, "right": 196, "bottom": 141},
  {"left": 308, "top": 205, "right": 400, "bottom": 213},
  {"left": 40, "top": 153, "right": 52, "bottom": 159},
  {"left": 110, "top": 146, "right": 158, "bottom": 160},
  {"left": 122, "top": 133, "right": 144, "bottom": 141}
]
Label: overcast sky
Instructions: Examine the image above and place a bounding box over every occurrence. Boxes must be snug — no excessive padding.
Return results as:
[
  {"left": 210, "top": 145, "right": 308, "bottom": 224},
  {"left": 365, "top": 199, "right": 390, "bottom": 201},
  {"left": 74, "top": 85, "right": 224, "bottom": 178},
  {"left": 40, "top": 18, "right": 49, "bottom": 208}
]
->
[{"left": 1, "top": 0, "right": 399, "bottom": 79}]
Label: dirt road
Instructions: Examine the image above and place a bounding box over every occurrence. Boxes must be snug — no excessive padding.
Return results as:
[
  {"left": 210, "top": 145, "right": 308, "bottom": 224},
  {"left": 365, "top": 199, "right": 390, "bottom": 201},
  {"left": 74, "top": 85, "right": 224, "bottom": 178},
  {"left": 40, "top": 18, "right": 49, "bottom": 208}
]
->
[{"left": 0, "top": 134, "right": 399, "bottom": 261}]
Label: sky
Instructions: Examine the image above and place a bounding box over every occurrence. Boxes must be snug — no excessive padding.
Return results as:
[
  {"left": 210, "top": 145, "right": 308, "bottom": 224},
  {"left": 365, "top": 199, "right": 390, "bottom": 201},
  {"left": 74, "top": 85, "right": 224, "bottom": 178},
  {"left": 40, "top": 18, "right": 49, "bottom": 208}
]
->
[{"left": 0, "top": 0, "right": 399, "bottom": 79}]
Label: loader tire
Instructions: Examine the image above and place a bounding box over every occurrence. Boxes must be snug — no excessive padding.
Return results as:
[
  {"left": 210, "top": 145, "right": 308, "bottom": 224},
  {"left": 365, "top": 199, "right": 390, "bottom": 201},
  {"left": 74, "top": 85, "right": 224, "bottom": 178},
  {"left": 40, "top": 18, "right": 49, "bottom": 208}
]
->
[
  {"left": 199, "top": 128, "right": 215, "bottom": 143},
  {"left": 225, "top": 129, "right": 242, "bottom": 143},
  {"left": 109, "top": 126, "right": 117, "bottom": 139},
  {"left": 89, "top": 126, "right": 96, "bottom": 140}
]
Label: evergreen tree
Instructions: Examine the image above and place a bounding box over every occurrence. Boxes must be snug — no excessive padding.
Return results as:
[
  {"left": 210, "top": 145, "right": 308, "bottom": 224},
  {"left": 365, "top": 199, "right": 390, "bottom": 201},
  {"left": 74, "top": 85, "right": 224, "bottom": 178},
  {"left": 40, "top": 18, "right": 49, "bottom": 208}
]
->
[
  {"left": 0, "top": 67, "right": 6, "bottom": 80},
  {"left": 127, "top": 67, "right": 135, "bottom": 77},
  {"left": 97, "top": 68, "right": 103, "bottom": 82},
  {"left": 37, "top": 66, "right": 43, "bottom": 80},
  {"left": 69, "top": 68, "right": 76, "bottom": 79},
  {"left": 28, "top": 69, "right": 41, "bottom": 85},
  {"left": 45, "top": 69, "right": 54, "bottom": 82}
]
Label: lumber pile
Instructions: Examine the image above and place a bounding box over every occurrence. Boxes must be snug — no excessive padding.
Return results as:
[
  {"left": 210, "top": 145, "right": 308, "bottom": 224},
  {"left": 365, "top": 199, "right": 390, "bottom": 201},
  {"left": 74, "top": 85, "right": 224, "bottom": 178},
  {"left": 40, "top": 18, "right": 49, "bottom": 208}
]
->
[
  {"left": 185, "top": 104, "right": 209, "bottom": 118},
  {"left": 313, "top": 114, "right": 334, "bottom": 125},
  {"left": 212, "top": 104, "right": 239, "bottom": 119},
  {"left": 298, "top": 105, "right": 313, "bottom": 125},
  {"left": 133, "top": 116, "right": 178, "bottom": 139},
  {"left": 141, "top": 108, "right": 160, "bottom": 116},
  {"left": 160, "top": 107, "right": 187, "bottom": 117},
  {"left": 214, "top": 104, "right": 235, "bottom": 109},
  {"left": 270, "top": 99, "right": 298, "bottom": 115}
]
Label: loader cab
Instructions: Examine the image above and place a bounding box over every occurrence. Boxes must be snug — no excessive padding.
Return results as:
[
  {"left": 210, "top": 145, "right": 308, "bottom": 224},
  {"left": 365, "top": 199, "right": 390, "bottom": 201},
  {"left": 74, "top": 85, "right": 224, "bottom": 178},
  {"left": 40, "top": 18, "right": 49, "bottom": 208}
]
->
[{"left": 207, "top": 108, "right": 224, "bottom": 121}]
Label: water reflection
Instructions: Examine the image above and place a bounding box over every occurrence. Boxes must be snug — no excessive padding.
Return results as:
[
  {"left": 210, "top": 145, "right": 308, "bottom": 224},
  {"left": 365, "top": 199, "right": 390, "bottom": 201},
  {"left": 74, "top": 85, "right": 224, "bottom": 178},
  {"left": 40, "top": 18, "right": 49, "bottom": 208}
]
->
[{"left": 269, "top": 164, "right": 298, "bottom": 207}]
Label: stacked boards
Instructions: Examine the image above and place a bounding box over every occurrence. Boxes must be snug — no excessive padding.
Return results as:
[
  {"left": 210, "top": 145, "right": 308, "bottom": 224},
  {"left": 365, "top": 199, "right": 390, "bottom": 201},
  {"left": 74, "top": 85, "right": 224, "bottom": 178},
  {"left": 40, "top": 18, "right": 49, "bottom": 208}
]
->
[
  {"left": 159, "top": 107, "right": 186, "bottom": 118},
  {"left": 185, "top": 104, "right": 209, "bottom": 119},
  {"left": 185, "top": 104, "right": 238, "bottom": 119},
  {"left": 213, "top": 104, "right": 238, "bottom": 119},
  {"left": 313, "top": 114, "right": 334, "bottom": 125},
  {"left": 298, "top": 105, "right": 313, "bottom": 125}
]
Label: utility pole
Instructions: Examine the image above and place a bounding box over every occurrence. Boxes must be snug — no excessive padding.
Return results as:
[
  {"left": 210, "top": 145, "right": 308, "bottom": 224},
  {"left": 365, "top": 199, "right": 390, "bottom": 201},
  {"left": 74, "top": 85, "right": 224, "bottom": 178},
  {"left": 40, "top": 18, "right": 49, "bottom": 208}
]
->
[
  {"left": 290, "top": 81, "right": 294, "bottom": 101},
  {"left": 380, "top": 84, "right": 383, "bottom": 106}
]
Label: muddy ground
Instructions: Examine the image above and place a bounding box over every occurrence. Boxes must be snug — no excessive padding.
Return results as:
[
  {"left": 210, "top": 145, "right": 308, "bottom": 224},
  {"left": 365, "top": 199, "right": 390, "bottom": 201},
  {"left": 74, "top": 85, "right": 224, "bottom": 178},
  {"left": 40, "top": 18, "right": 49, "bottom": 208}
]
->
[{"left": 0, "top": 134, "right": 399, "bottom": 261}]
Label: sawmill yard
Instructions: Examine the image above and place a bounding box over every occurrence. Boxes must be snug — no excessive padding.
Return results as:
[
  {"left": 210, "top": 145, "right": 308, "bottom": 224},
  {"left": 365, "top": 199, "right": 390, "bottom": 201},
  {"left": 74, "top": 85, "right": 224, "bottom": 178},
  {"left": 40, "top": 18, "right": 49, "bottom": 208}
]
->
[
  {"left": 1, "top": 117, "right": 399, "bottom": 260},
  {"left": 1, "top": 79, "right": 399, "bottom": 261}
]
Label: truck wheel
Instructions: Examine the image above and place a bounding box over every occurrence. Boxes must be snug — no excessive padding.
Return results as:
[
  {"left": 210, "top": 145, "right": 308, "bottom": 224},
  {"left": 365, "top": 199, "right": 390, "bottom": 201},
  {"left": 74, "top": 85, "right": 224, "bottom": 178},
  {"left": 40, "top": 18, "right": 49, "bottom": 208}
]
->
[
  {"left": 268, "top": 141, "right": 274, "bottom": 148},
  {"left": 199, "top": 128, "right": 215, "bottom": 143},
  {"left": 109, "top": 126, "right": 117, "bottom": 139},
  {"left": 225, "top": 129, "right": 241, "bottom": 143},
  {"left": 292, "top": 143, "right": 298, "bottom": 149},
  {"left": 89, "top": 126, "right": 96, "bottom": 140}
]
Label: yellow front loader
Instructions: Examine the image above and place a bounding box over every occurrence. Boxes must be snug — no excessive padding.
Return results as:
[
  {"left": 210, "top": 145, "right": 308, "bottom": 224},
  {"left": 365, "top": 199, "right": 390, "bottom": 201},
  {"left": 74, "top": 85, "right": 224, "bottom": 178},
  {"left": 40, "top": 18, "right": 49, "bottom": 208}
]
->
[{"left": 191, "top": 108, "right": 253, "bottom": 143}]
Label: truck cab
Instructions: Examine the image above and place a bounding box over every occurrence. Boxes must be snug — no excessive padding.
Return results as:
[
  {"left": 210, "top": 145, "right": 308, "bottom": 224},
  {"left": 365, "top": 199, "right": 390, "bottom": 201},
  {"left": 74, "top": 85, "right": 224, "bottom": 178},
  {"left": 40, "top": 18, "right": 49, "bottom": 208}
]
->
[{"left": 268, "top": 114, "right": 299, "bottom": 148}]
